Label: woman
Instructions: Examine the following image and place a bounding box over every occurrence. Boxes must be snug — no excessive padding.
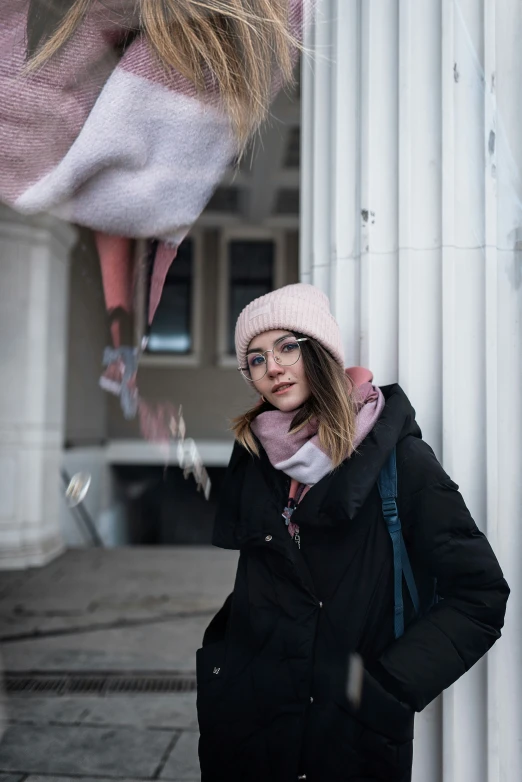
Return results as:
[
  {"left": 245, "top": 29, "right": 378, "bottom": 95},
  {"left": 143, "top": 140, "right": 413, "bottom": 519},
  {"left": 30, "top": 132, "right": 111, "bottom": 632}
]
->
[{"left": 197, "top": 282, "right": 509, "bottom": 782}]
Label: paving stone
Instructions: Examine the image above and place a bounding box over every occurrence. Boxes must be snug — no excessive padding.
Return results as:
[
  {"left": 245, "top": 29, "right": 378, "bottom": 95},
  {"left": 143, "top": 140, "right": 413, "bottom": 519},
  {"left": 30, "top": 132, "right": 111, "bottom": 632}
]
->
[
  {"left": 4, "top": 697, "right": 88, "bottom": 725},
  {"left": 79, "top": 693, "right": 198, "bottom": 730},
  {"left": 4, "top": 693, "right": 198, "bottom": 731},
  {"left": 0, "top": 548, "right": 226, "bottom": 780},
  {"left": 25, "top": 777, "right": 180, "bottom": 782},
  {"left": 160, "top": 731, "right": 200, "bottom": 780},
  {"left": 1, "top": 616, "right": 208, "bottom": 673},
  {"left": 0, "top": 607, "right": 217, "bottom": 643},
  {"left": 0, "top": 548, "right": 237, "bottom": 629},
  {"left": 0, "top": 723, "right": 175, "bottom": 777},
  {"left": 0, "top": 572, "right": 32, "bottom": 601}
]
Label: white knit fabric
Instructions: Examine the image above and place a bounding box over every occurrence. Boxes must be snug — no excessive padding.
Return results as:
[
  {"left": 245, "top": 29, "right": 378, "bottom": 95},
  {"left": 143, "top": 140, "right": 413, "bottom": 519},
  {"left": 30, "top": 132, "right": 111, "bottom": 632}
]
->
[
  {"left": 275, "top": 439, "right": 333, "bottom": 484},
  {"left": 235, "top": 283, "right": 345, "bottom": 370}
]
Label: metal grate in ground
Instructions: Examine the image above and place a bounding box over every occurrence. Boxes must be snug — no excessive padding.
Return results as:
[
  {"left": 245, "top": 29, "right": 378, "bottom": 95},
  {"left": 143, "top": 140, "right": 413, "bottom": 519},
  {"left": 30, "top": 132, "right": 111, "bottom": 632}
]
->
[{"left": 4, "top": 671, "right": 197, "bottom": 695}]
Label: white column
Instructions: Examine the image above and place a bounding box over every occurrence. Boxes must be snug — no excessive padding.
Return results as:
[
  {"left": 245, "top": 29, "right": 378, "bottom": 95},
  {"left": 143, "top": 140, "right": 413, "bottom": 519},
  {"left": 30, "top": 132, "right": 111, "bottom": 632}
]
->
[
  {"left": 488, "top": 1, "right": 522, "bottom": 776},
  {"left": 398, "top": 1, "right": 444, "bottom": 778},
  {"left": 359, "top": 0, "right": 400, "bottom": 383},
  {"left": 300, "top": 0, "right": 522, "bottom": 779},
  {"left": 441, "top": 1, "right": 490, "bottom": 780},
  {"left": 0, "top": 206, "right": 76, "bottom": 569},
  {"left": 330, "top": 0, "right": 361, "bottom": 365}
]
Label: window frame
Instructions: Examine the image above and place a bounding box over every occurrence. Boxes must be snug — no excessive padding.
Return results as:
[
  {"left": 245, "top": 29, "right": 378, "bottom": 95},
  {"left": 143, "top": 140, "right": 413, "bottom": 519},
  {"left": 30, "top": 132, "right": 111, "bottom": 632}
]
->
[
  {"left": 217, "top": 226, "right": 285, "bottom": 368},
  {"left": 136, "top": 230, "right": 203, "bottom": 368}
]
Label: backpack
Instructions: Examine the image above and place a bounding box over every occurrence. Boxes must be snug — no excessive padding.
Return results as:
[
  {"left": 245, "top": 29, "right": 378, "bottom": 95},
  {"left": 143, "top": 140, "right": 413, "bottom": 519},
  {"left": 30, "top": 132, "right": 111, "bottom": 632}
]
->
[{"left": 377, "top": 447, "right": 425, "bottom": 640}]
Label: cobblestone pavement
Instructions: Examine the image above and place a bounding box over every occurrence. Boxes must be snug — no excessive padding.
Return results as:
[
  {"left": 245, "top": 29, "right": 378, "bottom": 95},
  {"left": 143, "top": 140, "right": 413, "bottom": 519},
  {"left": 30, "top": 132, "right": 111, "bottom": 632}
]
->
[{"left": 0, "top": 547, "right": 238, "bottom": 782}]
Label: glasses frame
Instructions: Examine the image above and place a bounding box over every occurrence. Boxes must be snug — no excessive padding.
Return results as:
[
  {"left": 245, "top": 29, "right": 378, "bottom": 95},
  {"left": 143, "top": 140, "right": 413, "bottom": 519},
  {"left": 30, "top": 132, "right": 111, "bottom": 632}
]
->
[{"left": 238, "top": 337, "right": 309, "bottom": 382}]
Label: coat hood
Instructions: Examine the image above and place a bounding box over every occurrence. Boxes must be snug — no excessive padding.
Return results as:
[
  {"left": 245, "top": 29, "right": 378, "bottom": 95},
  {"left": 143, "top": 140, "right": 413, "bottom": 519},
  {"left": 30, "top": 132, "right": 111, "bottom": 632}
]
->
[{"left": 263, "top": 383, "right": 422, "bottom": 529}]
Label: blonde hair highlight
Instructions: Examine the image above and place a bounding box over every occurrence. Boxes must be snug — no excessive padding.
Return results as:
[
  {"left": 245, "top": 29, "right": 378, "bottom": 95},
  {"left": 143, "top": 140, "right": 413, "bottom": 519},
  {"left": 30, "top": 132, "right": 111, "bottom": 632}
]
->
[
  {"left": 231, "top": 337, "right": 359, "bottom": 469},
  {"left": 25, "top": 0, "right": 300, "bottom": 148}
]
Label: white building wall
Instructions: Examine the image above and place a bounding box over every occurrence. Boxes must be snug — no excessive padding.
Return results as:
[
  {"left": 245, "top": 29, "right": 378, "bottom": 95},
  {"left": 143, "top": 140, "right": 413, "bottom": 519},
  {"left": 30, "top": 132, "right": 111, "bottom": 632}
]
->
[{"left": 301, "top": 1, "right": 521, "bottom": 780}]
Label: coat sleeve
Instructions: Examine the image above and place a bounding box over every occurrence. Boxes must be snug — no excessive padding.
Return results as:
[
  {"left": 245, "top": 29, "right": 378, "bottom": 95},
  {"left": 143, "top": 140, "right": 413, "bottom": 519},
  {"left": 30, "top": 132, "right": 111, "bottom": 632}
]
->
[
  {"left": 211, "top": 440, "right": 249, "bottom": 550},
  {"left": 370, "top": 439, "right": 510, "bottom": 712}
]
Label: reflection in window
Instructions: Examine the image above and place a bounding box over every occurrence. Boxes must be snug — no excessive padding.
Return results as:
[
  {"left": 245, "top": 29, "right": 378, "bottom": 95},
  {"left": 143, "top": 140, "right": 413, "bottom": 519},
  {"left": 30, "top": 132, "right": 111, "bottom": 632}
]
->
[
  {"left": 228, "top": 240, "right": 275, "bottom": 354},
  {"left": 146, "top": 239, "right": 193, "bottom": 354}
]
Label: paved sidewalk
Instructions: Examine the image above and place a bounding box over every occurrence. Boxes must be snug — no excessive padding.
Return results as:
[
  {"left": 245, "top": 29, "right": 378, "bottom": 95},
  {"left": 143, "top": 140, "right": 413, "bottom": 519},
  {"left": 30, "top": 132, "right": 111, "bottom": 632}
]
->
[{"left": 0, "top": 547, "right": 238, "bottom": 782}]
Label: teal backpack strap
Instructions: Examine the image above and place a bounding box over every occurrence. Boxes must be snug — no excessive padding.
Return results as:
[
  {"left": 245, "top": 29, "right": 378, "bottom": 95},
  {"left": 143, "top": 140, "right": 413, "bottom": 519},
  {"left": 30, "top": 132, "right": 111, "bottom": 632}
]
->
[{"left": 377, "top": 447, "right": 420, "bottom": 639}]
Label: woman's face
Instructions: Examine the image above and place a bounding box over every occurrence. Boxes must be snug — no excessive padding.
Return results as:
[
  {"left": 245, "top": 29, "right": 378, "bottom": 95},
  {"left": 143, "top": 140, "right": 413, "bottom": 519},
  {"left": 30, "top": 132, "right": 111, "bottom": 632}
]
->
[{"left": 246, "top": 329, "right": 311, "bottom": 411}]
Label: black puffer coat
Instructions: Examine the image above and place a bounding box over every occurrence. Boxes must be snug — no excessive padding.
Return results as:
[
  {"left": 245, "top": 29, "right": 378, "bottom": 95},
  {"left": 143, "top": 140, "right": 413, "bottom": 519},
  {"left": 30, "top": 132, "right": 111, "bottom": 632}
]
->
[{"left": 197, "top": 385, "right": 509, "bottom": 782}]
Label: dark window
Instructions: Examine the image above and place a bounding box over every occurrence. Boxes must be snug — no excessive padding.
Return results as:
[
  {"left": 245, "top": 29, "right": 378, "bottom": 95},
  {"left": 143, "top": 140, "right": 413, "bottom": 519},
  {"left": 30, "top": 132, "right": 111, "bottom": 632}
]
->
[
  {"left": 228, "top": 239, "right": 274, "bottom": 354},
  {"left": 146, "top": 239, "right": 193, "bottom": 354}
]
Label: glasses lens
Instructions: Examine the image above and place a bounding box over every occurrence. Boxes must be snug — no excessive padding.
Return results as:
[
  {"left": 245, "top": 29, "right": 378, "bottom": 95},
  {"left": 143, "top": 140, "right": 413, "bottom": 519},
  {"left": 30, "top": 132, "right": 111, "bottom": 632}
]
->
[
  {"left": 242, "top": 338, "right": 302, "bottom": 381},
  {"left": 246, "top": 353, "right": 267, "bottom": 381},
  {"left": 274, "top": 337, "right": 302, "bottom": 366}
]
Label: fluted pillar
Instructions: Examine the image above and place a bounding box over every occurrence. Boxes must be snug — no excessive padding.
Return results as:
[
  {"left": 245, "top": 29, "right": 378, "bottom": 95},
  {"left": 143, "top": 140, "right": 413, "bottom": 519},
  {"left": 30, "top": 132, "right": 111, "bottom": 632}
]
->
[
  {"left": 0, "top": 207, "right": 76, "bottom": 569},
  {"left": 300, "top": 1, "right": 522, "bottom": 779}
]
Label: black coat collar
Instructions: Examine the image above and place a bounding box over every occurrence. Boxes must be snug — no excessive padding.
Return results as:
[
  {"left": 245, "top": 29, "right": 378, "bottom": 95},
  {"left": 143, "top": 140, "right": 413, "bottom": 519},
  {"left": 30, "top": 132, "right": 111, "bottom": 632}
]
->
[{"left": 257, "top": 384, "right": 421, "bottom": 528}]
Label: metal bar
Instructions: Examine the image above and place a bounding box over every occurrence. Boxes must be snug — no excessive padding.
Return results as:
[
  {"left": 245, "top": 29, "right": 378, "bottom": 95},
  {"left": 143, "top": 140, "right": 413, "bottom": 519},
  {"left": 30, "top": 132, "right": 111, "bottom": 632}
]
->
[{"left": 61, "top": 469, "right": 104, "bottom": 547}]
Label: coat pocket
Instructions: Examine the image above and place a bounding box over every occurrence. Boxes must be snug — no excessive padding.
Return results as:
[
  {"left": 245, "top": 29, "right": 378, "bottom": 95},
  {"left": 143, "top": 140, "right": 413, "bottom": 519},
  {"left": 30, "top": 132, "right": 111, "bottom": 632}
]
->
[
  {"left": 354, "top": 669, "right": 414, "bottom": 743},
  {"left": 196, "top": 641, "right": 226, "bottom": 731},
  {"left": 343, "top": 670, "right": 414, "bottom": 780},
  {"left": 196, "top": 641, "right": 226, "bottom": 687}
]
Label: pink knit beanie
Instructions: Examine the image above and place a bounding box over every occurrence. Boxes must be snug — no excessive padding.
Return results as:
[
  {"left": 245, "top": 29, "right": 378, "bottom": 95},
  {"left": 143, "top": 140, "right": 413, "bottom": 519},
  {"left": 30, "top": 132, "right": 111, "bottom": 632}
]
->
[{"left": 235, "top": 283, "right": 345, "bottom": 371}]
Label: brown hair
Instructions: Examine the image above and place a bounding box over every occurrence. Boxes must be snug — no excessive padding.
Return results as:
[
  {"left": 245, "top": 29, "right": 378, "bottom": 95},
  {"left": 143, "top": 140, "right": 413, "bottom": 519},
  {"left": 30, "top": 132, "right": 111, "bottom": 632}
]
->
[
  {"left": 25, "top": 0, "right": 300, "bottom": 148},
  {"left": 231, "top": 335, "right": 359, "bottom": 468}
]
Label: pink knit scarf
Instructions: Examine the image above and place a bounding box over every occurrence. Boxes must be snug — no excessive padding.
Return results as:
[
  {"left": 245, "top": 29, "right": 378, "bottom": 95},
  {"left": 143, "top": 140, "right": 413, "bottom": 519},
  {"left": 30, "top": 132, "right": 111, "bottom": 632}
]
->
[
  {"left": 251, "top": 367, "right": 385, "bottom": 540},
  {"left": 251, "top": 367, "right": 384, "bottom": 485}
]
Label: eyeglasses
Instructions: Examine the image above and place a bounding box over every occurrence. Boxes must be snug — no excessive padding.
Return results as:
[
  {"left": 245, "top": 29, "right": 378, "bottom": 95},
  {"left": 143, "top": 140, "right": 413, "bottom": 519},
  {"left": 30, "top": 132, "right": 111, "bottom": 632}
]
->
[{"left": 238, "top": 336, "right": 308, "bottom": 382}]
